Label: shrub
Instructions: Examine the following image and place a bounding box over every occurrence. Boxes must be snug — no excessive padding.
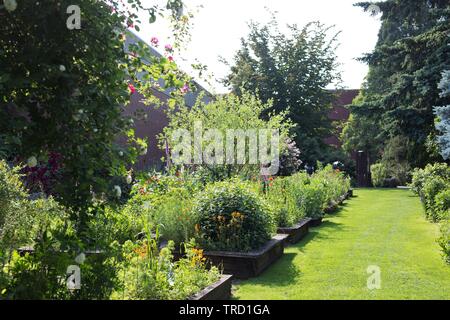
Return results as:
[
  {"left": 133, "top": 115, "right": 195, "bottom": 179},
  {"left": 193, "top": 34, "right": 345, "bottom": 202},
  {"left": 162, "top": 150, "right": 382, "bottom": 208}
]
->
[
  {"left": 265, "top": 176, "right": 304, "bottom": 227},
  {"left": 297, "top": 180, "right": 327, "bottom": 219},
  {"left": 117, "top": 237, "right": 220, "bottom": 300},
  {"left": 125, "top": 173, "right": 200, "bottom": 246},
  {"left": 433, "top": 189, "right": 450, "bottom": 222},
  {"left": 422, "top": 177, "right": 448, "bottom": 222},
  {"left": 1, "top": 198, "right": 77, "bottom": 300},
  {"left": 193, "top": 179, "right": 274, "bottom": 252},
  {"left": 370, "top": 163, "right": 389, "bottom": 187},
  {"left": 438, "top": 219, "right": 450, "bottom": 264},
  {"left": 410, "top": 163, "right": 450, "bottom": 201}
]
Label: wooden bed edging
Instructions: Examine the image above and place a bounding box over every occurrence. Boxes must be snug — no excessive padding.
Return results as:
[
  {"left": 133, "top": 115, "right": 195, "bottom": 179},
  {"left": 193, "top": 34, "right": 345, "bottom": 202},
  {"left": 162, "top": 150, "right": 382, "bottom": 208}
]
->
[
  {"left": 277, "top": 218, "right": 311, "bottom": 244},
  {"left": 189, "top": 274, "right": 233, "bottom": 300},
  {"left": 203, "top": 234, "right": 289, "bottom": 280}
]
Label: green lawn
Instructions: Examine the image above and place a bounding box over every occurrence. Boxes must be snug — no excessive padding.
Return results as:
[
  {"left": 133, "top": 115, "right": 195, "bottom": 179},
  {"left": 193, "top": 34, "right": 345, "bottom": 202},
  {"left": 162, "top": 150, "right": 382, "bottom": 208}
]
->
[{"left": 235, "top": 188, "right": 450, "bottom": 300}]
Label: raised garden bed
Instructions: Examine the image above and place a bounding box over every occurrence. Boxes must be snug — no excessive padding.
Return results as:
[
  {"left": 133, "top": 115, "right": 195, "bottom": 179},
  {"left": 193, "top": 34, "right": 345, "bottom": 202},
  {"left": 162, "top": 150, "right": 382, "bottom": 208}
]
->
[
  {"left": 189, "top": 274, "right": 233, "bottom": 300},
  {"left": 277, "top": 218, "right": 311, "bottom": 244},
  {"left": 308, "top": 217, "right": 323, "bottom": 227},
  {"left": 324, "top": 202, "right": 339, "bottom": 214},
  {"left": 203, "top": 234, "right": 289, "bottom": 280},
  {"left": 346, "top": 189, "right": 353, "bottom": 198}
]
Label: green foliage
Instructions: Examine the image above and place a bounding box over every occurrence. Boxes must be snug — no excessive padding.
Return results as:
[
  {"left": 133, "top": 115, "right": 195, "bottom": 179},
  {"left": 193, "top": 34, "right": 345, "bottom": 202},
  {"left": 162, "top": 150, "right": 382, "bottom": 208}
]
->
[
  {"left": 164, "top": 92, "right": 294, "bottom": 180},
  {"left": 116, "top": 237, "right": 220, "bottom": 300},
  {"left": 1, "top": 197, "right": 77, "bottom": 299},
  {"left": 346, "top": 1, "right": 450, "bottom": 168},
  {"left": 223, "top": 17, "right": 341, "bottom": 165},
  {"left": 370, "top": 163, "right": 389, "bottom": 188},
  {"left": 438, "top": 219, "right": 450, "bottom": 263},
  {"left": 124, "top": 173, "right": 201, "bottom": 246},
  {"left": 434, "top": 70, "right": 450, "bottom": 160},
  {"left": 410, "top": 162, "right": 450, "bottom": 260},
  {"left": 434, "top": 189, "right": 450, "bottom": 222},
  {"left": 296, "top": 179, "right": 327, "bottom": 219},
  {"left": 193, "top": 179, "right": 274, "bottom": 252},
  {"left": 264, "top": 176, "right": 304, "bottom": 227},
  {"left": 0, "top": 0, "right": 189, "bottom": 218}
]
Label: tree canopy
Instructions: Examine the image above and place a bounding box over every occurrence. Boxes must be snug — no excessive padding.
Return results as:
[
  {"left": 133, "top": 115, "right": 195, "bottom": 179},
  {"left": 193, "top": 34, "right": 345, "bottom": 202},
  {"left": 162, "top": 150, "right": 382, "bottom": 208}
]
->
[
  {"left": 223, "top": 18, "right": 342, "bottom": 165},
  {"left": 343, "top": 0, "right": 450, "bottom": 168}
]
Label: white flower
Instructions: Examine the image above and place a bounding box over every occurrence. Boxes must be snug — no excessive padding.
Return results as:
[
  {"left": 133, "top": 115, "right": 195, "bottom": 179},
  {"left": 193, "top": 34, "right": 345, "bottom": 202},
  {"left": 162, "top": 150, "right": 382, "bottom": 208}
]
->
[
  {"left": 59, "top": 65, "right": 66, "bottom": 72},
  {"left": 126, "top": 175, "right": 132, "bottom": 184},
  {"left": 139, "top": 147, "right": 147, "bottom": 156},
  {"left": 74, "top": 253, "right": 86, "bottom": 264},
  {"left": 118, "top": 151, "right": 124, "bottom": 157},
  {"left": 27, "top": 156, "right": 37, "bottom": 168},
  {"left": 113, "top": 185, "right": 122, "bottom": 198},
  {"left": 143, "top": 201, "right": 151, "bottom": 210},
  {"left": 4, "top": 0, "right": 18, "bottom": 12}
]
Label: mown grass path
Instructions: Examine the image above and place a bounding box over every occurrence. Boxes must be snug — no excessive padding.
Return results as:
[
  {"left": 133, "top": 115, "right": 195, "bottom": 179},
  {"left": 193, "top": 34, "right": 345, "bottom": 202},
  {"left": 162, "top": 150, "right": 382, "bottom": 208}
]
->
[{"left": 235, "top": 189, "right": 450, "bottom": 299}]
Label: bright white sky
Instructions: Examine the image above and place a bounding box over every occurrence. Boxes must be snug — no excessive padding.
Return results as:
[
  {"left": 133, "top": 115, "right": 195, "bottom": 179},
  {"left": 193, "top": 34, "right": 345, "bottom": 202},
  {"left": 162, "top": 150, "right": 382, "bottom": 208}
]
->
[{"left": 137, "top": 0, "right": 382, "bottom": 94}]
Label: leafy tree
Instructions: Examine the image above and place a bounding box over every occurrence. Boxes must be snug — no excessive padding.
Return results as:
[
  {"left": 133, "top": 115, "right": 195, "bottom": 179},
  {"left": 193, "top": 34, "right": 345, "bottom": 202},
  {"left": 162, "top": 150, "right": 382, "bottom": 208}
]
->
[
  {"left": 345, "top": 0, "right": 450, "bottom": 168},
  {"left": 223, "top": 18, "right": 342, "bottom": 165},
  {"left": 434, "top": 70, "right": 450, "bottom": 160},
  {"left": 163, "top": 92, "right": 294, "bottom": 179},
  {"left": 0, "top": 0, "right": 188, "bottom": 223}
]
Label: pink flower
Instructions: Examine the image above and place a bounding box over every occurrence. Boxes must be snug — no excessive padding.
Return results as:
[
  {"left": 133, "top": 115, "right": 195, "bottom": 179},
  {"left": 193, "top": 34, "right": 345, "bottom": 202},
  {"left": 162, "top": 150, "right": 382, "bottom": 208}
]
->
[
  {"left": 181, "top": 83, "right": 189, "bottom": 93},
  {"left": 128, "top": 84, "right": 136, "bottom": 94},
  {"left": 165, "top": 44, "right": 173, "bottom": 52},
  {"left": 150, "top": 37, "right": 159, "bottom": 46},
  {"left": 168, "top": 56, "right": 174, "bottom": 62}
]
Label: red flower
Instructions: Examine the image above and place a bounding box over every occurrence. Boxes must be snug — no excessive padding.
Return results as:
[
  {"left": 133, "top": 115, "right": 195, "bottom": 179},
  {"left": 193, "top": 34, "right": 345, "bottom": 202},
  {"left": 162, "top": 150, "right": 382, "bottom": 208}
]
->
[{"left": 128, "top": 83, "right": 136, "bottom": 94}]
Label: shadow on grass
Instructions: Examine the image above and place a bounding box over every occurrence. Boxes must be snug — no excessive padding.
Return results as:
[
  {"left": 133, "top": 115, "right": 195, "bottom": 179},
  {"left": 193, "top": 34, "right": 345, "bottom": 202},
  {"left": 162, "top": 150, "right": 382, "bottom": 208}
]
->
[{"left": 233, "top": 219, "right": 348, "bottom": 291}]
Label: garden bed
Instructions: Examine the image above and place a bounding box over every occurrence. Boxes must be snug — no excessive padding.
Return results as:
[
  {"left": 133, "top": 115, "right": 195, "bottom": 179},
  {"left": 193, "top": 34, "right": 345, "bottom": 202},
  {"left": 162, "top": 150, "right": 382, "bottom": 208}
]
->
[
  {"left": 277, "top": 218, "right": 311, "bottom": 244},
  {"left": 189, "top": 274, "right": 233, "bottom": 300},
  {"left": 203, "top": 234, "right": 289, "bottom": 279},
  {"left": 309, "top": 217, "right": 323, "bottom": 227},
  {"left": 347, "top": 189, "right": 353, "bottom": 198}
]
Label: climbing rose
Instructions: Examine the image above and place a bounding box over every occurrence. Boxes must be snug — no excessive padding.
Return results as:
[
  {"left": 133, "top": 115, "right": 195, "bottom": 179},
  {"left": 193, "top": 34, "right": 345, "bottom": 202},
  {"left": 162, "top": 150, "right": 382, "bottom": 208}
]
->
[
  {"left": 128, "top": 83, "right": 136, "bottom": 94},
  {"left": 164, "top": 44, "right": 173, "bottom": 52},
  {"left": 113, "top": 185, "right": 122, "bottom": 198},
  {"left": 3, "top": 0, "right": 17, "bottom": 12},
  {"left": 181, "top": 83, "right": 189, "bottom": 93},
  {"left": 150, "top": 37, "right": 159, "bottom": 46},
  {"left": 27, "top": 156, "right": 38, "bottom": 168},
  {"left": 126, "top": 174, "right": 132, "bottom": 184}
]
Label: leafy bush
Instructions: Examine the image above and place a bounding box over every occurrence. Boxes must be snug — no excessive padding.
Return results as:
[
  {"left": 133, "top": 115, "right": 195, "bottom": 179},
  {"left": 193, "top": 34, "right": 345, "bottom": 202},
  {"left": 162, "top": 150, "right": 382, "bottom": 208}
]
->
[
  {"left": 116, "top": 237, "right": 220, "bottom": 300},
  {"left": 1, "top": 198, "right": 77, "bottom": 299},
  {"left": 422, "top": 178, "right": 448, "bottom": 221},
  {"left": 370, "top": 163, "right": 389, "bottom": 187},
  {"left": 438, "top": 220, "right": 450, "bottom": 264},
  {"left": 433, "top": 189, "right": 450, "bottom": 222},
  {"left": 297, "top": 180, "right": 327, "bottom": 219},
  {"left": 193, "top": 179, "right": 274, "bottom": 252},
  {"left": 410, "top": 163, "right": 450, "bottom": 221},
  {"left": 125, "top": 173, "right": 200, "bottom": 246},
  {"left": 264, "top": 176, "right": 304, "bottom": 227},
  {"left": 313, "top": 164, "right": 350, "bottom": 205}
]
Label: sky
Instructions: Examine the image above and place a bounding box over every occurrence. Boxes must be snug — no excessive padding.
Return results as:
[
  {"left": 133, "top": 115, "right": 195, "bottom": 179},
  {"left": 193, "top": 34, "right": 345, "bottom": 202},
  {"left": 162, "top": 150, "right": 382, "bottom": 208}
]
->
[{"left": 137, "top": 0, "right": 382, "bottom": 94}]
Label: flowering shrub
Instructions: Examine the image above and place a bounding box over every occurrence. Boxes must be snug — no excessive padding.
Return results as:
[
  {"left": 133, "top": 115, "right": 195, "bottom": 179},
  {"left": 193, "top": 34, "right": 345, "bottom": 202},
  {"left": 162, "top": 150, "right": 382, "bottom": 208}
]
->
[
  {"left": 193, "top": 179, "right": 274, "bottom": 252},
  {"left": 411, "top": 163, "right": 450, "bottom": 262},
  {"left": 438, "top": 220, "right": 450, "bottom": 263},
  {"left": 116, "top": 237, "right": 220, "bottom": 300},
  {"left": 125, "top": 173, "right": 201, "bottom": 246},
  {"left": 264, "top": 175, "right": 305, "bottom": 227},
  {"left": 410, "top": 163, "right": 450, "bottom": 221}
]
